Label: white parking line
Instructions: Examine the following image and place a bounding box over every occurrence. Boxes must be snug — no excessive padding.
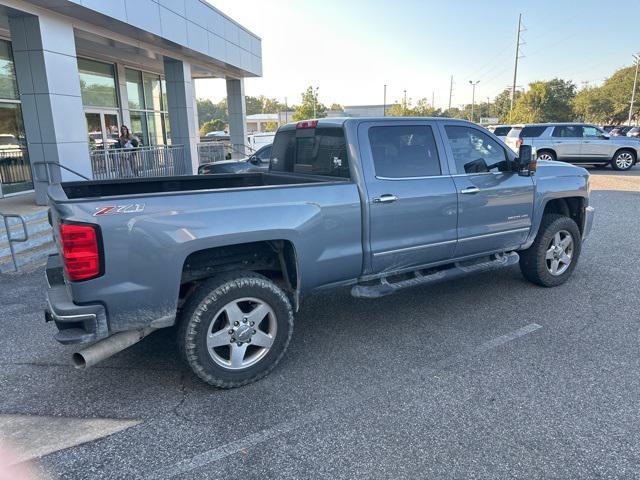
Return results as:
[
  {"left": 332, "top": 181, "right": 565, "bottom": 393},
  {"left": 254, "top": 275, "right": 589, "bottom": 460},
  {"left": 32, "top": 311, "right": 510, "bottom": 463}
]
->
[
  {"left": 154, "top": 323, "right": 543, "bottom": 479},
  {"left": 0, "top": 415, "right": 140, "bottom": 465}
]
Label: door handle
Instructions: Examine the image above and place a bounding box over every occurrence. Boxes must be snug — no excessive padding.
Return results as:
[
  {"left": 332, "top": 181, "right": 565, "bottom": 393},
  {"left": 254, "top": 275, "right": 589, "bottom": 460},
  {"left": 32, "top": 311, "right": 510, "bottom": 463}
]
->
[
  {"left": 373, "top": 194, "right": 398, "bottom": 204},
  {"left": 460, "top": 186, "right": 480, "bottom": 195}
]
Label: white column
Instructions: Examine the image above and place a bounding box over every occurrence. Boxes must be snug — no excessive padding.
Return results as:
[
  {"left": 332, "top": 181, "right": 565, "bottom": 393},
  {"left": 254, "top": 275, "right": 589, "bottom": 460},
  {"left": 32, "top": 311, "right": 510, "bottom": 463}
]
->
[
  {"left": 9, "top": 13, "right": 90, "bottom": 205},
  {"left": 163, "top": 57, "right": 198, "bottom": 174},
  {"left": 226, "top": 78, "right": 248, "bottom": 159}
]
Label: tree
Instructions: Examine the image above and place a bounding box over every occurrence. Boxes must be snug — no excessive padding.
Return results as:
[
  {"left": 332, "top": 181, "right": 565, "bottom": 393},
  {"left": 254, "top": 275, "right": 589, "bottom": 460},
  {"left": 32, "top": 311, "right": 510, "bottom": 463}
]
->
[
  {"left": 508, "top": 79, "right": 576, "bottom": 123},
  {"left": 199, "top": 119, "right": 226, "bottom": 136},
  {"left": 573, "top": 87, "right": 614, "bottom": 124},
  {"left": 262, "top": 121, "right": 279, "bottom": 132},
  {"left": 386, "top": 98, "right": 441, "bottom": 117},
  {"left": 492, "top": 88, "right": 522, "bottom": 123},
  {"left": 292, "top": 86, "right": 327, "bottom": 121},
  {"left": 196, "top": 99, "right": 227, "bottom": 127},
  {"left": 571, "top": 65, "right": 638, "bottom": 123},
  {"left": 329, "top": 103, "right": 344, "bottom": 112}
]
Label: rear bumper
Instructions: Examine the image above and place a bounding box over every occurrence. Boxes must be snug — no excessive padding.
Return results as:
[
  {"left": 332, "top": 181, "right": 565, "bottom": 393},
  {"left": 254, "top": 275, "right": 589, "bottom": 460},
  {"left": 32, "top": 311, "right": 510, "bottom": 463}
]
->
[
  {"left": 583, "top": 206, "right": 595, "bottom": 241},
  {"left": 45, "top": 254, "right": 109, "bottom": 345}
]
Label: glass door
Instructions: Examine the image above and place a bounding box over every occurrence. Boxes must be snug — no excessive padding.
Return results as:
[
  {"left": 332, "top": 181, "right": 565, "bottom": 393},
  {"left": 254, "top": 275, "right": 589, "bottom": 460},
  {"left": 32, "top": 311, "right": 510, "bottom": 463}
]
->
[
  {"left": 0, "top": 103, "right": 30, "bottom": 197},
  {"left": 85, "top": 110, "right": 120, "bottom": 180}
]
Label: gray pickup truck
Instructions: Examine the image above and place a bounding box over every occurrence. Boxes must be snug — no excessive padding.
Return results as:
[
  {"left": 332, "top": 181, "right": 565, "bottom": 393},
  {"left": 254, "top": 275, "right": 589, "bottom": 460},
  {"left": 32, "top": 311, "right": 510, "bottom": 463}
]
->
[{"left": 45, "top": 118, "right": 594, "bottom": 388}]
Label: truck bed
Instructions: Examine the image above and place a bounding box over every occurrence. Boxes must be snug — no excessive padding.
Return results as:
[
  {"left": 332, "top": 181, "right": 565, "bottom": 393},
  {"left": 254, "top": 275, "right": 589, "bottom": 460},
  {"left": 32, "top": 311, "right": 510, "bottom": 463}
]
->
[{"left": 61, "top": 172, "right": 340, "bottom": 199}]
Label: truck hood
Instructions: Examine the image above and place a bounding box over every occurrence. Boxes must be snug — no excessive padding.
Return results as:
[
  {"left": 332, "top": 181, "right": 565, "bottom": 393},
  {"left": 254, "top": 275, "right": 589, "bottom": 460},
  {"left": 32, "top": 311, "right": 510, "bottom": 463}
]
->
[{"left": 535, "top": 160, "right": 589, "bottom": 179}]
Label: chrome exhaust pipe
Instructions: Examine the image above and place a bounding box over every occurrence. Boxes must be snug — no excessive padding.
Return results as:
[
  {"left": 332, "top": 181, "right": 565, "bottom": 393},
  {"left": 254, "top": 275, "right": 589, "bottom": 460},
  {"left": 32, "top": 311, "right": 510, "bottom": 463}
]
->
[{"left": 72, "top": 327, "right": 156, "bottom": 369}]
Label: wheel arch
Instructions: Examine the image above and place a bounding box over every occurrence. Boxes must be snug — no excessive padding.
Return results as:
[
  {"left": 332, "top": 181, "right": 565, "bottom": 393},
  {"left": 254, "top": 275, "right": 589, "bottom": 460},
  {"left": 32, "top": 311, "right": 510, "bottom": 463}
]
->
[
  {"left": 612, "top": 147, "right": 637, "bottom": 164},
  {"left": 179, "top": 240, "right": 301, "bottom": 311}
]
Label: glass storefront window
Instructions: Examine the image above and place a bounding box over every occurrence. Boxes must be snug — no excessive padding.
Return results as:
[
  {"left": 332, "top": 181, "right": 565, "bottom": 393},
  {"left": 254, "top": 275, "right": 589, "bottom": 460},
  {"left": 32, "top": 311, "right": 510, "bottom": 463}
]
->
[
  {"left": 78, "top": 58, "right": 118, "bottom": 108},
  {"left": 0, "top": 40, "right": 18, "bottom": 101},
  {"left": 143, "top": 72, "right": 162, "bottom": 112},
  {"left": 127, "top": 67, "right": 169, "bottom": 146},
  {"left": 126, "top": 69, "right": 144, "bottom": 110},
  {"left": 130, "top": 111, "right": 148, "bottom": 147},
  {"left": 0, "top": 103, "right": 31, "bottom": 195}
]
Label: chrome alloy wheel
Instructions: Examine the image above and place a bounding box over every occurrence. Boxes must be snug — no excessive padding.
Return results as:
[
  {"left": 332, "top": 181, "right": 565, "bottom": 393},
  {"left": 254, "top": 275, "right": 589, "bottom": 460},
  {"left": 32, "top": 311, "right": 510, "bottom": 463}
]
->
[
  {"left": 206, "top": 297, "right": 277, "bottom": 370},
  {"left": 538, "top": 152, "right": 554, "bottom": 161},
  {"left": 614, "top": 152, "right": 634, "bottom": 170},
  {"left": 545, "top": 230, "right": 574, "bottom": 276}
]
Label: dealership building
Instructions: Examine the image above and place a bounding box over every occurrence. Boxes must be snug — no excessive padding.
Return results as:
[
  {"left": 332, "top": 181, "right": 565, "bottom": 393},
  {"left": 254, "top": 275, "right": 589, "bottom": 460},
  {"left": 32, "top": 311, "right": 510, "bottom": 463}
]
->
[{"left": 0, "top": 0, "right": 260, "bottom": 204}]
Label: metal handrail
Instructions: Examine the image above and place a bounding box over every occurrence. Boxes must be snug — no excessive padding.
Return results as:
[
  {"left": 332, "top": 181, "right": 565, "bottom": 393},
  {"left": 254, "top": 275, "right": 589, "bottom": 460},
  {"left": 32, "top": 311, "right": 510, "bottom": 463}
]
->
[
  {"left": 31, "top": 160, "right": 91, "bottom": 183},
  {"left": 0, "top": 212, "right": 28, "bottom": 272}
]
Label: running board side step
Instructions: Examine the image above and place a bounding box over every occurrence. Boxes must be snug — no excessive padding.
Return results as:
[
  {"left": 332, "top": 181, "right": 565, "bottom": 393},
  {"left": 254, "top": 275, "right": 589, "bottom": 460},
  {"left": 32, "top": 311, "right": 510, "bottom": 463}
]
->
[{"left": 351, "top": 252, "right": 520, "bottom": 299}]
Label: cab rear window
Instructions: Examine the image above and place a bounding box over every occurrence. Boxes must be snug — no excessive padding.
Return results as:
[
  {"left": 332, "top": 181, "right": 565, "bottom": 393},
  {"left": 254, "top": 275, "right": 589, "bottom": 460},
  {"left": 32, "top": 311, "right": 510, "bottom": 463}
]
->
[{"left": 270, "top": 127, "right": 350, "bottom": 178}]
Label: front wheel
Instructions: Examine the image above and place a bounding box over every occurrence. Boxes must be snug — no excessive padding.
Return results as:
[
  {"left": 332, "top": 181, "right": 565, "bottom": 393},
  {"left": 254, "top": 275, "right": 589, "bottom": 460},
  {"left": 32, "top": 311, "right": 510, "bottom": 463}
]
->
[
  {"left": 611, "top": 150, "right": 636, "bottom": 171},
  {"left": 178, "top": 271, "right": 294, "bottom": 388},
  {"left": 537, "top": 150, "right": 556, "bottom": 162},
  {"left": 519, "top": 214, "right": 582, "bottom": 287}
]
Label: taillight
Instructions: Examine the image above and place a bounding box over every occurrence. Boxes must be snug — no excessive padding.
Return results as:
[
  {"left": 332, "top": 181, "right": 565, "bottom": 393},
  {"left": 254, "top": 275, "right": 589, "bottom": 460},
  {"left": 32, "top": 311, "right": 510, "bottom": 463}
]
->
[
  {"left": 60, "top": 223, "right": 102, "bottom": 281},
  {"left": 296, "top": 119, "right": 318, "bottom": 129}
]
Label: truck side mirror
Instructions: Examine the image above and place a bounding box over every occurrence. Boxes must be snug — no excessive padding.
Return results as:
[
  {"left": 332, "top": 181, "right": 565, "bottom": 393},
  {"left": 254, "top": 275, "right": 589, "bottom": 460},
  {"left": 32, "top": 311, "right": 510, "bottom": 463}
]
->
[
  {"left": 515, "top": 144, "right": 536, "bottom": 176},
  {"left": 249, "top": 155, "right": 261, "bottom": 165}
]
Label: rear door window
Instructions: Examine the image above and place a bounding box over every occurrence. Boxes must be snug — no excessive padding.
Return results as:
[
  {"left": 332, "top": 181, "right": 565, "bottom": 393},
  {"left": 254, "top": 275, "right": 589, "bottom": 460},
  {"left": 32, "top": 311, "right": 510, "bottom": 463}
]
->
[
  {"left": 552, "top": 125, "right": 583, "bottom": 138},
  {"left": 520, "top": 126, "right": 547, "bottom": 138},
  {"left": 270, "top": 127, "right": 349, "bottom": 178},
  {"left": 492, "top": 127, "right": 511, "bottom": 136},
  {"left": 507, "top": 127, "right": 523, "bottom": 138},
  {"left": 368, "top": 125, "right": 441, "bottom": 178}
]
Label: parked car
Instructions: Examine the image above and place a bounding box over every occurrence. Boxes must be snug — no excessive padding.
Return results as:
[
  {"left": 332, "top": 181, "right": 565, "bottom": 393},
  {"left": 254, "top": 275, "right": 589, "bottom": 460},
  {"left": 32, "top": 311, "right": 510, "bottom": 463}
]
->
[
  {"left": 626, "top": 127, "right": 640, "bottom": 138},
  {"left": 609, "top": 126, "right": 633, "bottom": 137},
  {"left": 602, "top": 125, "right": 619, "bottom": 133},
  {"left": 489, "top": 125, "right": 512, "bottom": 142},
  {"left": 506, "top": 123, "right": 639, "bottom": 170},
  {"left": 199, "top": 144, "right": 272, "bottom": 175},
  {"left": 44, "top": 117, "right": 594, "bottom": 388}
]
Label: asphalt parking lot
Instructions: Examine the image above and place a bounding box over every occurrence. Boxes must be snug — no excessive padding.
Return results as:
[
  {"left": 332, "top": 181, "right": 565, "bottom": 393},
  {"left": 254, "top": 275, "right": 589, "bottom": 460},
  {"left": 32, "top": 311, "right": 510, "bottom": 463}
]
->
[{"left": 1, "top": 168, "right": 639, "bottom": 479}]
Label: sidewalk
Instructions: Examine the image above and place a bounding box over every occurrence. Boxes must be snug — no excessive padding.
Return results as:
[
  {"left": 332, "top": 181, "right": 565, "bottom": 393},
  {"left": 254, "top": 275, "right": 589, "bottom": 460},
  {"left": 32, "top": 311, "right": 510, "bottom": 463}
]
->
[{"left": 0, "top": 192, "right": 45, "bottom": 218}]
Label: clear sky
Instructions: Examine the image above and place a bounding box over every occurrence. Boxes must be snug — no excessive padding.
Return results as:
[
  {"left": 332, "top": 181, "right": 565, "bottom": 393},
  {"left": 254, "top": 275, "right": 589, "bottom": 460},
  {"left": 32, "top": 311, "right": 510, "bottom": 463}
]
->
[{"left": 197, "top": 0, "right": 639, "bottom": 109}]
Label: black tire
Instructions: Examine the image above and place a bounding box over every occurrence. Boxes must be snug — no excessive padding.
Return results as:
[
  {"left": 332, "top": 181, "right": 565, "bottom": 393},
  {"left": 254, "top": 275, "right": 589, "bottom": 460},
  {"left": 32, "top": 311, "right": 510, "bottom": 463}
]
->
[
  {"left": 178, "top": 271, "right": 294, "bottom": 388},
  {"left": 519, "top": 214, "right": 582, "bottom": 287},
  {"left": 537, "top": 150, "right": 556, "bottom": 162},
  {"left": 611, "top": 149, "right": 636, "bottom": 171}
]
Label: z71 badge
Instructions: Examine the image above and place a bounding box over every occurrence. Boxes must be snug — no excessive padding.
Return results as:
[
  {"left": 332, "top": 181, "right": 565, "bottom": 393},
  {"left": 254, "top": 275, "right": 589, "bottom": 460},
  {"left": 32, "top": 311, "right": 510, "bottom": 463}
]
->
[{"left": 93, "top": 204, "right": 145, "bottom": 216}]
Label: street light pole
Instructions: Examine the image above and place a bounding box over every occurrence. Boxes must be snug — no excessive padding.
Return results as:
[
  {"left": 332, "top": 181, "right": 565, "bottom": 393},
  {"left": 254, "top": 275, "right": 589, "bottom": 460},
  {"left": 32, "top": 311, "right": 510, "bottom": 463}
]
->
[
  {"left": 312, "top": 87, "right": 319, "bottom": 118},
  {"left": 469, "top": 80, "right": 480, "bottom": 123},
  {"left": 628, "top": 54, "right": 640, "bottom": 125},
  {"left": 383, "top": 84, "right": 387, "bottom": 116},
  {"left": 403, "top": 89, "right": 407, "bottom": 115}
]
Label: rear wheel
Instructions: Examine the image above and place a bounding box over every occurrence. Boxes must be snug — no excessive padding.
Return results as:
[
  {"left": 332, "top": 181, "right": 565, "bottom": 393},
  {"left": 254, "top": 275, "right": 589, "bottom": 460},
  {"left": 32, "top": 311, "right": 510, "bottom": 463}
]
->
[
  {"left": 537, "top": 150, "right": 556, "bottom": 162},
  {"left": 519, "top": 214, "right": 581, "bottom": 287},
  {"left": 178, "top": 271, "right": 294, "bottom": 388},
  {"left": 611, "top": 150, "right": 635, "bottom": 171}
]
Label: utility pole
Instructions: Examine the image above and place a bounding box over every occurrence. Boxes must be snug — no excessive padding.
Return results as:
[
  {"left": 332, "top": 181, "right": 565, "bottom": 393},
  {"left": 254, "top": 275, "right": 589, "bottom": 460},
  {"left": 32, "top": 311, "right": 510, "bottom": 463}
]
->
[
  {"left": 628, "top": 53, "right": 640, "bottom": 125},
  {"left": 469, "top": 80, "right": 480, "bottom": 123},
  {"left": 448, "top": 75, "right": 453, "bottom": 110},
  {"left": 285, "top": 97, "right": 288, "bottom": 123},
  {"left": 312, "top": 87, "right": 319, "bottom": 118},
  {"left": 383, "top": 84, "right": 387, "bottom": 116},
  {"left": 511, "top": 13, "right": 525, "bottom": 112},
  {"left": 432, "top": 90, "right": 435, "bottom": 109},
  {"left": 403, "top": 89, "right": 407, "bottom": 115}
]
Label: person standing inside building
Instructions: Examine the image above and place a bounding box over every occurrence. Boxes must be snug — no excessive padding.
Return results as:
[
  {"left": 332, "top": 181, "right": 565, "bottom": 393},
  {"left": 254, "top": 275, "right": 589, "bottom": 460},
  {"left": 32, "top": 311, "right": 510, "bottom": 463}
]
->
[{"left": 116, "top": 125, "right": 139, "bottom": 176}]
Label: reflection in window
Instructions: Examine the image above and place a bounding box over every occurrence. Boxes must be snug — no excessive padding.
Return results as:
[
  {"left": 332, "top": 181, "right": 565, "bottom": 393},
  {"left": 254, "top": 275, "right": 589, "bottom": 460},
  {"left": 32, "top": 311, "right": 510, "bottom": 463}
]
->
[
  {"left": 0, "top": 40, "right": 18, "bottom": 100},
  {"left": 78, "top": 58, "right": 118, "bottom": 108},
  {"left": 125, "top": 68, "right": 169, "bottom": 146},
  {"left": 445, "top": 126, "right": 509, "bottom": 174},
  {"left": 126, "top": 69, "right": 144, "bottom": 110}
]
